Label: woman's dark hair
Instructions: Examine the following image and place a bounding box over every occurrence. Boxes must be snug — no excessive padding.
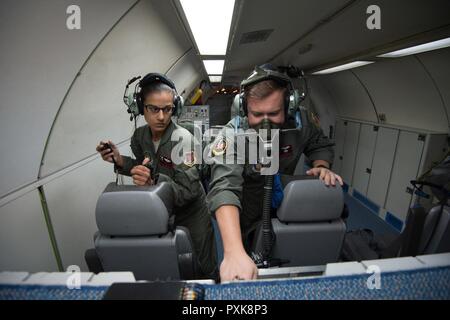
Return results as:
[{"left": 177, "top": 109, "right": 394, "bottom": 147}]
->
[{"left": 140, "top": 82, "right": 175, "bottom": 101}]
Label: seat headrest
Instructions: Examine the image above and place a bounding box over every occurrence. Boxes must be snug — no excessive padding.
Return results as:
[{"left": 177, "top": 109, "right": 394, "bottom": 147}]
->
[
  {"left": 277, "top": 178, "right": 344, "bottom": 222},
  {"left": 95, "top": 182, "right": 174, "bottom": 236}
]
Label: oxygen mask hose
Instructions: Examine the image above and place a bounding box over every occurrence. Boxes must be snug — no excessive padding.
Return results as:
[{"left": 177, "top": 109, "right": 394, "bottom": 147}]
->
[{"left": 260, "top": 118, "right": 275, "bottom": 261}]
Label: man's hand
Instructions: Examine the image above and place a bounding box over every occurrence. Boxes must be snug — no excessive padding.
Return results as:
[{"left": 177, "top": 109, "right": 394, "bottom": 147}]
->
[
  {"left": 220, "top": 249, "right": 258, "bottom": 282},
  {"left": 96, "top": 140, "right": 123, "bottom": 167},
  {"left": 130, "top": 158, "right": 153, "bottom": 186},
  {"left": 306, "top": 167, "right": 343, "bottom": 186},
  {"left": 215, "top": 205, "right": 258, "bottom": 283}
]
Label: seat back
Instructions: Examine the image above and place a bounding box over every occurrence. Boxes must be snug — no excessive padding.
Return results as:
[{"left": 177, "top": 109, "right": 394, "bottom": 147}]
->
[
  {"left": 93, "top": 182, "right": 197, "bottom": 280},
  {"left": 419, "top": 204, "right": 450, "bottom": 255},
  {"left": 253, "top": 177, "right": 346, "bottom": 267}
]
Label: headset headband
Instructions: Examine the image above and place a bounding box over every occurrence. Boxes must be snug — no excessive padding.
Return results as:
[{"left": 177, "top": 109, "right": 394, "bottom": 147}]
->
[
  {"left": 237, "top": 65, "right": 301, "bottom": 126},
  {"left": 240, "top": 66, "right": 293, "bottom": 91},
  {"left": 139, "top": 73, "right": 178, "bottom": 93}
]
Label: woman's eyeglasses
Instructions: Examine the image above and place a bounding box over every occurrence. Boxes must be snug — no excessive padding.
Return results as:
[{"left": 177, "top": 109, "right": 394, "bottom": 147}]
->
[{"left": 145, "top": 105, "right": 174, "bottom": 114}]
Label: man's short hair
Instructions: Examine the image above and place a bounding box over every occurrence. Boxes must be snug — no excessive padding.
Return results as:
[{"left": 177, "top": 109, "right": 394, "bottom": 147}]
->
[
  {"left": 243, "top": 79, "right": 287, "bottom": 101},
  {"left": 141, "top": 82, "right": 175, "bottom": 101}
]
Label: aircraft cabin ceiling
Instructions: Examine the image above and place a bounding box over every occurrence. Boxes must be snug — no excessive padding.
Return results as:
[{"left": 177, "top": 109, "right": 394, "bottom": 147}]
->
[{"left": 221, "top": 0, "right": 450, "bottom": 85}]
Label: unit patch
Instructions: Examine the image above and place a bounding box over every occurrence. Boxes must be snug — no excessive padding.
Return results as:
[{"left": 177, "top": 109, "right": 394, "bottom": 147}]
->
[
  {"left": 212, "top": 136, "right": 228, "bottom": 156},
  {"left": 183, "top": 151, "right": 196, "bottom": 167},
  {"left": 280, "top": 144, "right": 293, "bottom": 157},
  {"left": 159, "top": 155, "right": 174, "bottom": 168}
]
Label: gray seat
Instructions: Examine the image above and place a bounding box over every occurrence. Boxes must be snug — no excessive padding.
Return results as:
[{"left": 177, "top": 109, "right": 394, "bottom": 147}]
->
[
  {"left": 253, "top": 177, "right": 346, "bottom": 267},
  {"left": 91, "top": 182, "right": 197, "bottom": 281},
  {"left": 419, "top": 204, "right": 450, "bottom": 254}
]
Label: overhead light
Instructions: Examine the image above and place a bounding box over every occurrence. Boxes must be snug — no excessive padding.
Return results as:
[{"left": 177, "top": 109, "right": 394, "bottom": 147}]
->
[
  {"left": 180, "top": 0, "right": 235, "bottom": 55},
  {"left": 312, "top": 61, "right": 374, "bottom": 75},
  {"left": 209, "top": 75, "right": 222, "bottom": 83},
  {"left": 377, "top": 37, "right": 450, "bottom": 58},
  {"left": 203, "top": 60, "right": 224, "bottom": 75}
]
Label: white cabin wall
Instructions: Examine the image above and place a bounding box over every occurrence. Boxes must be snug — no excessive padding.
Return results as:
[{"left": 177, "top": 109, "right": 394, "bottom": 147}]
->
[
  {"left": 312, "top": 47, "right": 450, "bottom": 230},
  {"left": 0, "top": 0, "right": 137, "bottom": 198},
  {"left": 319, "top": 71, "right": 379, "bottom": 124},
  {"left": 315, "top": 47, "right": 450, "bottom": 133},
  {"left": 0, "top": 191, "right": 58, "bottom": 272},
  {"left": 415, "top": 47, "right": 450, "bottom": 130},
  {"left": 306, "top": 77, "right": 339, "bottom": 138},
  {"left": 353, "top": 54, "right": 449, "bottom": 132},
  {"left": 166, "top": 50, "right": 205, "bottom": 101}
]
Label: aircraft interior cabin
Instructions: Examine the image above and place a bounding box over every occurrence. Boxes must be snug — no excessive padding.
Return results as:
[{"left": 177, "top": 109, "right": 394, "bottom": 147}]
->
[{"left": 0, "top": 0, "right": 450, "bottom": 303}]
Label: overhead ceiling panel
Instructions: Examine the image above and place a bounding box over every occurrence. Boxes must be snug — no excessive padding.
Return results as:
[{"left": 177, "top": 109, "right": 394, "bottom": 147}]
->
[
  {"left": 224, "top": 0, "right": 348, "bottom": 83},
  {"left": 280, "top": 0, "right": 450, "bottom": 70},
  {"left": 224, "top": 0, "right": 450, "bottom": 84}
]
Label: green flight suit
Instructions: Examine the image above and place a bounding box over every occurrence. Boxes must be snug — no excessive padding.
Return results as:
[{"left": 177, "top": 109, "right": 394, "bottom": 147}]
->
[
  {"left": 206, "top": 112, "right": 335, "bottom": 251},
  {"left": 117, "top": 121, "right": 217, "bottom": 278}
]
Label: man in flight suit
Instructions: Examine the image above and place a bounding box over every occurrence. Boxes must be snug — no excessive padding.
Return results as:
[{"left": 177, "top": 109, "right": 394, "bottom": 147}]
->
[
  {"left": 206, "top": 65, "right": 343, "bottom": 282},
  {"left": 97, "top": 73, "right": 216, "bottom": 279}
]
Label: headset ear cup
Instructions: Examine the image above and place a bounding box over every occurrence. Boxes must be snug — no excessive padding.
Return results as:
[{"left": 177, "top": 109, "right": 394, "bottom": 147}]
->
[
  {"left": 241, "top": 94, "right": 247, "bottom": 116},
  {"left": 173, "top": 96, "right": 178, "bottom": 116},
  {"left": 173, "top": 95, "right": 183, "bottom": 117},
  {"left": 288, "top": 90, "right": 300, "bottom": 118},
  {"left": 136, "top": 92, "right": 144, "bottom": 115},
  {"left": 285, "top": 91, "right": 291, "bottom": 115}
]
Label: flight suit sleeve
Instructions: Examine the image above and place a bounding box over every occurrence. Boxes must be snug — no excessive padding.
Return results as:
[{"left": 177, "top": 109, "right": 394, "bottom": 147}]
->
[
  {"left": 157, "top": 163, "right": 205, "bottom": 208},
  {"left": 302, "top": 111, "right": 335, "bottom": 165},
  {"left": 157, "top": 130, "right": 205, "bottom": 208},
  {"left": 206, "top": 132, "right": 244, "bottom": 216},
  {"left": 116, "top": 130, "right": 143, "bottom": 176}
]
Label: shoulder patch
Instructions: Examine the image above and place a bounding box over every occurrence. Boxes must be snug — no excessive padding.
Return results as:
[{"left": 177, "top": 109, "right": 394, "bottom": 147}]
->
[
  {"left": 212, "top": 136, "right": 228, "bottom": 156},
  {"left": 183, "top": 151, "right": 196, "bottom": 168},
  {"left": 159, "top": 155, "right": 174, "bottom": 168}
]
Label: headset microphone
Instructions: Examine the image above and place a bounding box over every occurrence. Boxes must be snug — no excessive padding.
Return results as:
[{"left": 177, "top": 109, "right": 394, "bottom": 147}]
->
[
  {"left": 127, "top": 76, "right": 141, "bottom": 86},
  {"left": 123, "top": 76, "right": 142, "bottom": 123}
]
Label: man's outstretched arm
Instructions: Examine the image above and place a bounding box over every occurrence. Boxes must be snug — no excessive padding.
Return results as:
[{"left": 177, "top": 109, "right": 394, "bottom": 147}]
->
[{"left": 215, "top": 205, "right": 258, "bottom": 282}]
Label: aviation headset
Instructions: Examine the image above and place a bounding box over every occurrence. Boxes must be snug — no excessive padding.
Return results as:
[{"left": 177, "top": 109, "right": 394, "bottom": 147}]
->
[
  {"left": 238, "top": 65, "right": 301, "bottom": 119},
  {"left": 125, "top": 72, "right": 183, "bottom": 119}
]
